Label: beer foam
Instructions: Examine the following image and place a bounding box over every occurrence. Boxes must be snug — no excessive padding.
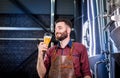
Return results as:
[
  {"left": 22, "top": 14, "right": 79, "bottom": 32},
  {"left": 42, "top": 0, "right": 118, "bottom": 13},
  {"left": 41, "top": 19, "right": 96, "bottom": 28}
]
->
[{"left": 44, "top": 36, "right": 51, "bottom": 38}]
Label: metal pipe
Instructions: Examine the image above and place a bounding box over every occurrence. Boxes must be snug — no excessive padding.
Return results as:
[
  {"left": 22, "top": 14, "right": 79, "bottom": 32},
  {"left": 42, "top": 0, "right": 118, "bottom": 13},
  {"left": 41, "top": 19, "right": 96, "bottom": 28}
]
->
[
  {"left": 0, "top": 27, "right": 50, "bottom": 31},
  {"left": 0, "top": 38, "right": 43, "bottom": 41},
  {"left": 96, "top": 0, "right": 104, "bottom": 52},
  {"left": 50, "top": 0, "right": 55, "bottom": 46},
  {"left": 51, "top": 0, "right": 55, "bottom": 33}
]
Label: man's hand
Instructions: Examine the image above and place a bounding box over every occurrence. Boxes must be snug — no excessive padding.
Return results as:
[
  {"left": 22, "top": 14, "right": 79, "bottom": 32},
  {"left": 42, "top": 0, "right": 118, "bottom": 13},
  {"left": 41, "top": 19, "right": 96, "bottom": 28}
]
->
[
  {"left": 37, "top": 42, "right": 48, "bottom": 58},
  {"left": 84, "top": 75, "right": 91, "bottom": 78}
]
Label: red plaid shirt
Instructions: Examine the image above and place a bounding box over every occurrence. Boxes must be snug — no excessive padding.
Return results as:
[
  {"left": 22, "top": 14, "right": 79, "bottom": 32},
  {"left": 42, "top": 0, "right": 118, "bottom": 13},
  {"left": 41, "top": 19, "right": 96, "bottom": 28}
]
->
[{"left": 44, "top": 41, "right": 92, "bottom": 78}]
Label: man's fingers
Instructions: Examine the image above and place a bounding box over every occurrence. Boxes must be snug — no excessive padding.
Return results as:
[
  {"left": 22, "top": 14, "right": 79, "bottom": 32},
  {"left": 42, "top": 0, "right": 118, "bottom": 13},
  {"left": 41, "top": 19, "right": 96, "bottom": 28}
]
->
[{"left": 37, "top": 42, "right": 48, "bottom": 53}]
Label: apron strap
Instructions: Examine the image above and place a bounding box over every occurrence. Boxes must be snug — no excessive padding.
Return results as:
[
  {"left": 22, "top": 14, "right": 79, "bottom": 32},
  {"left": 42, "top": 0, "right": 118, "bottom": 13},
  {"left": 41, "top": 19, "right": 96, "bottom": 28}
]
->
[
  {"left": 52, "top": 46, "right": 57, "bottom": 62},
  {"left": 68, "top": 42, "right": 74, "bottom": 60}
]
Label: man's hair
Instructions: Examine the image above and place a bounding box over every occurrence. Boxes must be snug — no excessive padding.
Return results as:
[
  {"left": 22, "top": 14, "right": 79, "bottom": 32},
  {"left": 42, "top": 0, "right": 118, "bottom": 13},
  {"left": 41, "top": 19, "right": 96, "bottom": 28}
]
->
[{"left": 55, "top": 18, "right": 72, "bottom": 29}]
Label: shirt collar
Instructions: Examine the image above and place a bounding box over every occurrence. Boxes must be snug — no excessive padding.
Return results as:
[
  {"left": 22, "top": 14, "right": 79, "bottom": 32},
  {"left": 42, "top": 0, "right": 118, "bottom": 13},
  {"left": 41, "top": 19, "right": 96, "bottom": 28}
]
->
[{"left": 57, "top": 40, "right": 72, "bottom": 48}]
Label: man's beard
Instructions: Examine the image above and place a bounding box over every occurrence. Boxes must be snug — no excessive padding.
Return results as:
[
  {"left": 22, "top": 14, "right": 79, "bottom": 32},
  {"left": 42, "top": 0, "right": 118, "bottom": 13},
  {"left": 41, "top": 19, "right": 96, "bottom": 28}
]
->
[{"left": 55, "top": 30, "right": 68, "bottom": 41}]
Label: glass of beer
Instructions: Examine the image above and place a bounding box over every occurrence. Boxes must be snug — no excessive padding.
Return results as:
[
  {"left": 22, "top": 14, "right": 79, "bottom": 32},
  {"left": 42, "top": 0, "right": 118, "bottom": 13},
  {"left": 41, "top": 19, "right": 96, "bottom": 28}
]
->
[{"left": 44, "top": 32, "right": 52, "bottom": 46}]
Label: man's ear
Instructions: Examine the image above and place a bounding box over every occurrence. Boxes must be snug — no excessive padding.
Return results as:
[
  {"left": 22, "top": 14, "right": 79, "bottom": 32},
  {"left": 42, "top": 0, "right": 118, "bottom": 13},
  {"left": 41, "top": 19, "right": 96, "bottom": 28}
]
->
[{"left": 67, "top": 27, "right": 71, "bottom": 34}]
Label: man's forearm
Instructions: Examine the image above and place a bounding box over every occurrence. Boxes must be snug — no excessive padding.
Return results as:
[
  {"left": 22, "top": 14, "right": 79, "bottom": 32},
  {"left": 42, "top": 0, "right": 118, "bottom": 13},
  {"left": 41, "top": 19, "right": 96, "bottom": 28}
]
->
[{"left": 37, "top": 55, "right": 46, "bottom": 78}]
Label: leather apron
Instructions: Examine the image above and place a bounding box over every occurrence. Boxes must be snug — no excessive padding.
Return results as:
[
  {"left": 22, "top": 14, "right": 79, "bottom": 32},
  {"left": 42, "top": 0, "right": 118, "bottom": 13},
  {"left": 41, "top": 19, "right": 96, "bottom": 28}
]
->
[{"left": 48, "top": 44, "right": 76, "bottom": 78}]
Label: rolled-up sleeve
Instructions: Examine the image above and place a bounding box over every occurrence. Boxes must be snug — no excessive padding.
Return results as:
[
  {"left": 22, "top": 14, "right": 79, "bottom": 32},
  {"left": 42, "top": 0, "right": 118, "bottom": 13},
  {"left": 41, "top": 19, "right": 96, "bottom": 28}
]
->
[{"left": 80, "top": 45, "right": 92, "bottom": 77}]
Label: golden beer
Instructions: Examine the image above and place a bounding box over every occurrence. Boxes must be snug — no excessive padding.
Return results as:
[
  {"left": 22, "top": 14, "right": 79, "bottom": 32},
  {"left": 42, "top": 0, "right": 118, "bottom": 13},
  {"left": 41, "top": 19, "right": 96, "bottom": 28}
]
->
[
  {"left": 44, "top": 36, "right": 51, "bottom": 46},
  {"left": 43, "top": 33, "right": 52, "bottom": 46}
]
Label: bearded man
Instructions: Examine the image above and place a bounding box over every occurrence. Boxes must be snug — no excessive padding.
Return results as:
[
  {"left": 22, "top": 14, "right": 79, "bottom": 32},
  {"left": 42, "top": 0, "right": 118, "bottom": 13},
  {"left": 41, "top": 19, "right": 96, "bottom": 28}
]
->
[{"left": 37, "top": 18, "right": 92, "bottom": 78}]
